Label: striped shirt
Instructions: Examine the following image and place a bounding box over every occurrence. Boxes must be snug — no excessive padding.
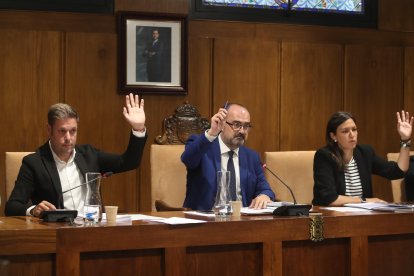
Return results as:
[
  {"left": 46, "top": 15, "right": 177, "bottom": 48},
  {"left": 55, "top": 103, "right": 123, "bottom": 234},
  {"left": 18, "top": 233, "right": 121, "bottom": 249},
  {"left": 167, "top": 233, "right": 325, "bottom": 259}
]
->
[{"left": 344, "top": 157, "right": 363, "bottom": 197}]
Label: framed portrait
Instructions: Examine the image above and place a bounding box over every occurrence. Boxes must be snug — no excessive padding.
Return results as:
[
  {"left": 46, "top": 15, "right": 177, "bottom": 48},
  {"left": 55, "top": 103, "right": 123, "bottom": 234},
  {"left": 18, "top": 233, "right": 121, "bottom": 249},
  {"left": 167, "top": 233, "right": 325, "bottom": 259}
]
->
[{"left": 118, "top": 12, "right": 187, "bottom": 95}]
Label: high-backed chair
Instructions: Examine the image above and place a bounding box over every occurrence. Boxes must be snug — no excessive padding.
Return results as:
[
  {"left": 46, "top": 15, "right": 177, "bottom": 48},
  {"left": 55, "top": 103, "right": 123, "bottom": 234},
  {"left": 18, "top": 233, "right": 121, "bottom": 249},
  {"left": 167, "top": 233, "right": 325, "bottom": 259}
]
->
[
  {"left": 386, "top": 151, "right": 414, "bottom": 202},
  {"left": 151, "top": 102, "right": 209, "bottom": 211},
  {"left": 150, "top": 144, "right": 187, "bottom": 211},
  {"left": 5, "top": 152, "right": 34, "bottom": 200},
  {"left": 264, "top": 151, "right": 316, "bottom": 204}
]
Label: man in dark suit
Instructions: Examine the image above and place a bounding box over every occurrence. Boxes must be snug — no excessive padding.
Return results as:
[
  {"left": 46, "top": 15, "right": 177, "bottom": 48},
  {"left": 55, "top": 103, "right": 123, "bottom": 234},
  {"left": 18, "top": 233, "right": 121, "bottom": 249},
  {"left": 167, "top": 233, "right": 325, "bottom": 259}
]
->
[
  {"left": 181, "top": 103, "right": 275, "bottom": 211},
  {"left": 5, "top": 93, "right": 147, "bottom": 217},
  {"left": 144, "top": 29, "right": 164, "bottom": 82}
]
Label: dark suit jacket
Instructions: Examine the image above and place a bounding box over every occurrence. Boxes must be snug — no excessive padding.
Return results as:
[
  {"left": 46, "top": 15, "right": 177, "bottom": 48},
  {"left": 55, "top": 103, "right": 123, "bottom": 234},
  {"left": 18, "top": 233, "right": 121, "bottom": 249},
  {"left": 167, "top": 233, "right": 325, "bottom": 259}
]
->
[
  {"left": 313, "top": 144, "right": 405, "bottom": 206},
  {"left": 404, "top": 156, "right": 414, "bottom": 201},
  {"left": 181, "top": 134, "right": 275, "bottom": 211},
  {"left": 5, "top": 132, "right": 147, "bottom": 216}
]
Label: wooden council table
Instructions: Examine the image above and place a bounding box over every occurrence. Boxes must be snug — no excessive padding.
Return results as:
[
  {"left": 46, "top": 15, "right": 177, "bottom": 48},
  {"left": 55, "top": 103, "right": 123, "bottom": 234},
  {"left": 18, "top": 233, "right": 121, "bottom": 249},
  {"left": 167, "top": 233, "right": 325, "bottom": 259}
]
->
[{"left": 1, "top": 208, "right": 414, "bottom": 275}]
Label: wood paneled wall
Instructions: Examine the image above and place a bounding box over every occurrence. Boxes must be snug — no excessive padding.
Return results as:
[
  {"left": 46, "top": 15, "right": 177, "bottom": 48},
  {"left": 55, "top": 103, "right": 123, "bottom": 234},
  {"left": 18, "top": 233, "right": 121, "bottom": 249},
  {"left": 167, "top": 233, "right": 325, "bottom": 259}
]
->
[{"left": 1, "top": 0, "right": 414, "bottom": 214}]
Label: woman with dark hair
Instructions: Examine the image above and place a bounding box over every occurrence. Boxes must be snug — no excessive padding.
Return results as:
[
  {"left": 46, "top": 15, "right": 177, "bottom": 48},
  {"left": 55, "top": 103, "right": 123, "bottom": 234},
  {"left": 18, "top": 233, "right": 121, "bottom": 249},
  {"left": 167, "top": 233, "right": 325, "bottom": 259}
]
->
[{"left": 312, "top": 111, "right": 413, "bottom": 206}]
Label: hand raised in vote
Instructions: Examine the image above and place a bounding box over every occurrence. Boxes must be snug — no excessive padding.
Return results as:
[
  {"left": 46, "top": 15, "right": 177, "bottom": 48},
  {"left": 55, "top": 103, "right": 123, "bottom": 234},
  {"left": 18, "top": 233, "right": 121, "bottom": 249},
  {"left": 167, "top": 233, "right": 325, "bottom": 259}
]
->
[
  {"left": 123, "top": 93, "right": 146, "bottom": 132},
  {"left": 397, "top": 110, "right": 414, "bottom": 140}
]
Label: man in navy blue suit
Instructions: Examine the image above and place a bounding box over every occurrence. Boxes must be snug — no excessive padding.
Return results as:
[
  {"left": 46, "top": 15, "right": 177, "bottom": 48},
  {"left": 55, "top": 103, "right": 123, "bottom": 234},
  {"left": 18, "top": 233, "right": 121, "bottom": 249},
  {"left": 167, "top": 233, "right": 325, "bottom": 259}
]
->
[
  {"left": 144, "top": 29, "right": 164, "bottom": 82},
  {"left": 181, "top": 103, "right": 275, "bottom": 211}
]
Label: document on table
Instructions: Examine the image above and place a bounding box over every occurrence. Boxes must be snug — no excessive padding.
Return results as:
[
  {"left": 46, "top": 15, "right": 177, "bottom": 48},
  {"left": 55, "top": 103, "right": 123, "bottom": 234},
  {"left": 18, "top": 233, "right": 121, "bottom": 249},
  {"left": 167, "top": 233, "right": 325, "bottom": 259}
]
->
[
  {"left": 184, "top": 211, "right": 216, "bottom": 218},
  {"left": 113, "top": 214, "right": 208, "bottom": 225},
  {"left": 101, "top": 213, "right": 133, "bottom": 223},
  {"left": 101, "top": 214, "right": 179, "bottom": 222},
  {"left": 344, "top": 202, "right": 414, "bottom": 212},
  {"left": 241, "top": 207, "right": 274, "bottom": 215},
  {"left": 148, "top": 217, "right": 208, "bottom": 225},
  {"left": 321, "top": 207, "right": 370, "bottom": 213}
]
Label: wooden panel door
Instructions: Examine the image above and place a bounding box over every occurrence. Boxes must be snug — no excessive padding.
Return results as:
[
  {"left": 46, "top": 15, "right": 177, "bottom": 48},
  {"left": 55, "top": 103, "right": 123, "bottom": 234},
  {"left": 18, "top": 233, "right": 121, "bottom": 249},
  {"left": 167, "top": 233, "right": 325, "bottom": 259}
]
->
[
  {"left": 344, "top": 45, "right": 403, "bottom": 156},
  {"left": 345, "top": 45, "right": 403, "bottom": 201},
  {"left": 280, "top": 42, "right": 343, "bottom": 151}
]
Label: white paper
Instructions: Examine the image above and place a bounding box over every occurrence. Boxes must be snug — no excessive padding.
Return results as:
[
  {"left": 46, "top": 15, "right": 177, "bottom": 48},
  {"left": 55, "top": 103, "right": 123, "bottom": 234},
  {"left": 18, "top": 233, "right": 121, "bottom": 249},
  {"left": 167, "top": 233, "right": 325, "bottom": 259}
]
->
[
  {"left": 266, "top": 201, "right": 294, "bottom": 208},
  {"left": 101, "top": 213, "right": 132, "bottom": 222},
  {"left": 344, "top": 202, "right": 389, "bottom": 210},
  {"left": 184, "top": 211, "right": 216, "bottom": 217},
  {"left": 344, "top": 202, "right": 414, "bottom": 212},
  {"left": 100, "top": 213, "right": 167, "bottom": 222},
  {"left": 129, "top": 214, "right": 167, "bottom": 221},
  {"left": 148, "top": 217, "right": 207, "bottom": 225},
  {"left": 240, "top": 207, "right": 274, "bottom": 215},
  {"left": 321, "top": 207, "right": 370, "bottom": 212}
]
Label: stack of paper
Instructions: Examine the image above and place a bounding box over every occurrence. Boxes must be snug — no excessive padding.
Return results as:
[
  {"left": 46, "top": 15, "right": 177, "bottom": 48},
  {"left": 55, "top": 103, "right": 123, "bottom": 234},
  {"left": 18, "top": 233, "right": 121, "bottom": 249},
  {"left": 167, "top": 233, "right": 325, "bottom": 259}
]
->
[{"left": 344, "top": 202, "right": 414, "bottom": 212}]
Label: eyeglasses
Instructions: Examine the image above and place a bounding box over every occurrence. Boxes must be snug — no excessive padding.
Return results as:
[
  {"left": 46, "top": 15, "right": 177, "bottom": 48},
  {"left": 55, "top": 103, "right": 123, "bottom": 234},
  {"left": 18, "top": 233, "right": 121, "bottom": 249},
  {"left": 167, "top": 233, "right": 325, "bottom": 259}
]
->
[{"left": 226, "top": 121, "right": 253, "bottom": 132}]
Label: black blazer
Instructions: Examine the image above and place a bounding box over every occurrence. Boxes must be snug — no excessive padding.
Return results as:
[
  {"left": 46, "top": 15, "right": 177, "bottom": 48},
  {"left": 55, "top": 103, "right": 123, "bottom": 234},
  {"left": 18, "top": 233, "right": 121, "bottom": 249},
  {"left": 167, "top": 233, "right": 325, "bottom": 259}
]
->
[
  {"left": 5, "top": 132, "right": 147, "bottom": 216},
  {"left": 313, "top": 144, "right": 405, "bottom": 206},
  {"left": 404, "top": 156, "right": 414, "bottom": 201}
]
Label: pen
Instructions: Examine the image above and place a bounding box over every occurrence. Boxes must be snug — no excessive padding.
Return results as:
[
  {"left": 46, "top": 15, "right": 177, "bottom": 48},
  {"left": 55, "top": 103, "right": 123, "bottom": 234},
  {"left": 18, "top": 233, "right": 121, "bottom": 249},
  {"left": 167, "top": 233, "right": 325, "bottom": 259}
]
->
[{"left": 223, "top": 100, "right": 229, "bottom": 109}]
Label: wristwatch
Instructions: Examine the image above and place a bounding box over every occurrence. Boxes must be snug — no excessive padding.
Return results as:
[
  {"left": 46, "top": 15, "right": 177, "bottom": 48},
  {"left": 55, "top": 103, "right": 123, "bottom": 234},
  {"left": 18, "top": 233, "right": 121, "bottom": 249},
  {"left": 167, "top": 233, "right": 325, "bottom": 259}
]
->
[
  {"left": 400, "top": 140, "right": 411, "bottom": 148},
  {"left": 360, "top": 197, "right": 367, "bottom": 203}
]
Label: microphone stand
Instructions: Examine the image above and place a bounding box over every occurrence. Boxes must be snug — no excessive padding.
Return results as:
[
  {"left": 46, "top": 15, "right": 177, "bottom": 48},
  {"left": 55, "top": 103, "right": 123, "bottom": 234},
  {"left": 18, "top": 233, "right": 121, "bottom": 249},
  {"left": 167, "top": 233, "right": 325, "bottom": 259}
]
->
[
  {"left": 263, "top": 164, "right": 312, "bottom": 216},
  {"left": 40, "top": 172, "right": 113, "bottom": 222}
]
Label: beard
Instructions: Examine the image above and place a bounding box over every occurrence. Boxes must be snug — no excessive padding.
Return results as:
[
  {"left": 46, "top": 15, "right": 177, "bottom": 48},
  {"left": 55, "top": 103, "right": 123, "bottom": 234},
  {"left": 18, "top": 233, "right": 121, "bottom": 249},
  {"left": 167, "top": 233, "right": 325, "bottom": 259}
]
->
[{"left": 231, "top": 134, "right": 246, "bottom": 147}]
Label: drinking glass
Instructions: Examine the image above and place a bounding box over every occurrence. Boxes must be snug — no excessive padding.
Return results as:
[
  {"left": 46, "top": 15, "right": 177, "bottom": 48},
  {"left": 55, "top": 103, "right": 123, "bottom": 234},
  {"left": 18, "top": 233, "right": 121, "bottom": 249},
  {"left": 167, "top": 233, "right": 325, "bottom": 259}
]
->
[{"left": 213, "top": 171, "right": 232, "bottom": 219}]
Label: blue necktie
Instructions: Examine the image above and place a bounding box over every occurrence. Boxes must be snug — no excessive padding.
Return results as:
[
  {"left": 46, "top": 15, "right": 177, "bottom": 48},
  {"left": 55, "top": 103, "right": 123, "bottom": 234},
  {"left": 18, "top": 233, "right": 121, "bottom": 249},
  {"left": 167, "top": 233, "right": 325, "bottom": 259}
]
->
[{"left": 227, "top": 151, "right": 237, "bottom": 201}]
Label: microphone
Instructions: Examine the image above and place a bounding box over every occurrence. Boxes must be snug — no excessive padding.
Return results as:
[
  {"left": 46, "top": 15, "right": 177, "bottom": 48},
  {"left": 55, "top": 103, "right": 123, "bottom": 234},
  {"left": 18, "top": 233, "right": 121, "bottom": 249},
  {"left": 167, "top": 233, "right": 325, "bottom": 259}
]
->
[
  {"left": 262, "top": 164, "right": 312, "bottom": 216},
  {"left": 40, "top": 172, "right": 113, "bottom": 222},
  {"left": 61, "top": 171, "right": 113, "bottom": 195}
]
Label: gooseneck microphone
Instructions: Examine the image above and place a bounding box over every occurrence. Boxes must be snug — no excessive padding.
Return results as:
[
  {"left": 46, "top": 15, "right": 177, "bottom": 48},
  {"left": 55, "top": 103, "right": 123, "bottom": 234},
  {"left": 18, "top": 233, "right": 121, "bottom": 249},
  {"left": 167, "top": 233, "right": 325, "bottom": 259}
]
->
[
  {"left": 40, "top": 172, "right": 113, "bottom": 222},
  {"left": 262, "top": 164, "right": 312, "bottom": 216},
  {"left": 263, "top": 164, "right": 298, "bottom": 204},
  {"left": 61, "top": 171, "right": 113, "bottom": 195}
]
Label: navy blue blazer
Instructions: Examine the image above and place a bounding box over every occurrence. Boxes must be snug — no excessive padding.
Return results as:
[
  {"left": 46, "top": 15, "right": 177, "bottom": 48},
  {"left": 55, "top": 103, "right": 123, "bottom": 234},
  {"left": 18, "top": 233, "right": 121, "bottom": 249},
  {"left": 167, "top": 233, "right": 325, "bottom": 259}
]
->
[{"left": 181, "top": 133, "right": 275, "bottom": 210}]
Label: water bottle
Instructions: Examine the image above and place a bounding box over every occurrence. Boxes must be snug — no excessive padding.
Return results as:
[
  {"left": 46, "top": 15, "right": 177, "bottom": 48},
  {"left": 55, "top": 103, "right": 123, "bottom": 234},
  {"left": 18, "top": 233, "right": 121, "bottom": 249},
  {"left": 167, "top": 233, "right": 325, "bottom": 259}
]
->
[{"left": 84, "top": 172, "right": 103, "bottom": 224}]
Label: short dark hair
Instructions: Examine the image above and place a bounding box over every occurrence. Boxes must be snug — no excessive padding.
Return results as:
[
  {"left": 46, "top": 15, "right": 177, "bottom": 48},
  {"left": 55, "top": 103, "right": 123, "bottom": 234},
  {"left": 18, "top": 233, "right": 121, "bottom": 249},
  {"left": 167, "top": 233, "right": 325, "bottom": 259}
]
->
[{"left": 47, "top": 103, "right": 79, "bottom": 126}]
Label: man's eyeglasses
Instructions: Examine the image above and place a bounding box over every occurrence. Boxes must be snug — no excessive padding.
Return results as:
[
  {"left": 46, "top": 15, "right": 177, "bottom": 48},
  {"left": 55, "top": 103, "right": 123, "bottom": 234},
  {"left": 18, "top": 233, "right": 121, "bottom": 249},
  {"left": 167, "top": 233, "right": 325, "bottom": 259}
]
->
[{"left": 226, "top": 121, "right": 253, "bottom": 132}]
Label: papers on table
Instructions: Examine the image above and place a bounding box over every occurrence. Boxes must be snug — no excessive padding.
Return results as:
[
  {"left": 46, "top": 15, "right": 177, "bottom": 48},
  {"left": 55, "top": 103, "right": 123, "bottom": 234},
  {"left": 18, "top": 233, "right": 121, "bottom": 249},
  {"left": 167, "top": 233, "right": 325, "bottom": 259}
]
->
[
  {"left": 149, "top": 217, "right": 207, "bottom": 225},
  {"left": 241, "top": 207, "right": 274, "bottom": 215},
  {"left": 97, "top": 214, "right": 162, "bottom": 223},
  {"left": 186, "top": 208, "right": 276, "bottom": 216},
  {"left": 329, "top": 202, "right": 414, "bottom": 212},
  {"left": 97, "top": 213, "right": 208, "bottom": 225},
  {"left": 321, "top": 207, "right": 369, "bottom": 213},
  {"left": 123, "top": 214, "right": 208, "bottom": 225},
  {"left": 101, "top": 213, "right": 133, "bottom": 223},
  {"left": 266, "top": 201, "right": 294, "bottom": 208},
  {"left": 184, "top": 211, "right": 216, "bottom": 218}
]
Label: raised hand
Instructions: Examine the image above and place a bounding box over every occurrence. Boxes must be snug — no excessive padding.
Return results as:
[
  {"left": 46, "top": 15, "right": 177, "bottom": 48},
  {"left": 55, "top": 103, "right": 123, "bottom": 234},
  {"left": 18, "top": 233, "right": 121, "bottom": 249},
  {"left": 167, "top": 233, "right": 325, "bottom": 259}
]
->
[
  {"left": 123, "top": 93, "right": 146, "bottom": 131},
  {"left": 208, "top": 108, "right": 228, "bottom": 136},
  {"left": 397, "top": 110, "right": 414, "bottom": 140}
]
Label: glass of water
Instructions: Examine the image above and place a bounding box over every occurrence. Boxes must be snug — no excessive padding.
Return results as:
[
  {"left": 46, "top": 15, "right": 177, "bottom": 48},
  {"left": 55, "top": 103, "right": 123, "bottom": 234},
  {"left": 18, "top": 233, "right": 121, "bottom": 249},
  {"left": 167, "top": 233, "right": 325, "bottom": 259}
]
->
[
  {"left": 84, "top": 172, "right": 103, "bottom": 224},
  {"left": 214, "top": 171, "right": 232, "bottom": 219}
]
